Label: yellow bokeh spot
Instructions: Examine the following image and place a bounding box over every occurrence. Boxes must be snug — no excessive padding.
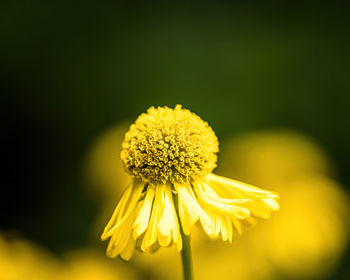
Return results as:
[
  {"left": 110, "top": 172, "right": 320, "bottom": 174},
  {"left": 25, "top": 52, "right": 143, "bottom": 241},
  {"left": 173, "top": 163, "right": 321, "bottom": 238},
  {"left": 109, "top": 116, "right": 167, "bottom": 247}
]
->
[
  {"left": 84, "top": 122, "right": 130, "bottom": 200},
  {"left": 60, "top": 249, "right": 137, "bottom": 280},
  {"left": 254, "top": 177, "right": 349, "bottom": 278},
  {"left": 220, "top": 130, "right": 332, "bottom": 186},
  {"left": 0, "top": 234, "right": 137, "bottom": 280},
  {"left": 215, "top": 130, "right": 349, "bottom": 279},
  {"left": 0, "top": 234, "right": 61, "bottom": 280}
]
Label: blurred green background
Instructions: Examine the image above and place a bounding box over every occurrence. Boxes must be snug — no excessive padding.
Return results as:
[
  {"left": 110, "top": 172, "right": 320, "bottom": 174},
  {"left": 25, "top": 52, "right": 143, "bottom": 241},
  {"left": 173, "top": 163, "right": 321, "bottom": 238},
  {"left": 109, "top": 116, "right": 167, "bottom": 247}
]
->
[{"left": 1, "top": 0, "right": 349, "bottom": 279}]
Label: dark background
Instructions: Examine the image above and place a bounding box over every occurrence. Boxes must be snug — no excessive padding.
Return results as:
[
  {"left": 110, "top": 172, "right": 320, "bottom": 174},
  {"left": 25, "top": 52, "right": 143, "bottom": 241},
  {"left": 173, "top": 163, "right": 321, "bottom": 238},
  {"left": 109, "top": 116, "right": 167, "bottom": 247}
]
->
[{"left": 1, "top": 1, "right": 349, "bottom": 279}]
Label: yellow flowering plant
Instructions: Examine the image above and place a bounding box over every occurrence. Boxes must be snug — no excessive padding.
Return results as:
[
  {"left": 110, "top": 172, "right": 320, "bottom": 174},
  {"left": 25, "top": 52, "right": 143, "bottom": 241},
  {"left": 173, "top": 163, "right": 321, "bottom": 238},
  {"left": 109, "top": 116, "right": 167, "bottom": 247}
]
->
[{"left": 101, "top": 105, "right": 279, "bottom": 280}]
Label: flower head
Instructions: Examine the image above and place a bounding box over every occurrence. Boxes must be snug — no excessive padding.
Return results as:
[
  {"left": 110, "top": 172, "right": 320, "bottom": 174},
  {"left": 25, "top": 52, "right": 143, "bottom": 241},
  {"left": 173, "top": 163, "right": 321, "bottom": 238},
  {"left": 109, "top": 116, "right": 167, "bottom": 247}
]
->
[
  {"left": 101, "top": 105, "right": 279, "bottom": 260},
  {"left": 121, "top": 105, "right": 218, "bottom": 184}
]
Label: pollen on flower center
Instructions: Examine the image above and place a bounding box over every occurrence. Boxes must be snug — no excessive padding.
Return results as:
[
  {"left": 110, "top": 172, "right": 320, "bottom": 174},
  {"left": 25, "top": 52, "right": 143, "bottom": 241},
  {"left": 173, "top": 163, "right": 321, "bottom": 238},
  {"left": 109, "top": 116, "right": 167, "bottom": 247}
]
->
[{"left": 121, "top": 105, "right": 219, "bottom": 184}]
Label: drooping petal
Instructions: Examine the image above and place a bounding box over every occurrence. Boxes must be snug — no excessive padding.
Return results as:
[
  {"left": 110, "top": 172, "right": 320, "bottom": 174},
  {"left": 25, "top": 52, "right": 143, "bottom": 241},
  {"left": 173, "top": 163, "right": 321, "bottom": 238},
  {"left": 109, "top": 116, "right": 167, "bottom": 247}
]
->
[
  {"left": 193, "top": 181, "right": 251, "bottom": 219},
  {"left": 175, "top": 182, "right": 216, "bottom": 238},
  {"left": 174, "top": 173, "right": 280, "bottom": 241},
  {"left": 157, "top": 185, "right": 172, "bottom": 247},
  {"left": 205, "top": 173, "right": 279, "bottom": 219},
  {"left": 232, "top": 217, "right": 243, "bottom": 235},
  {"left": 177, "top": 187, "right": 197, "bottom": 235},
  {"left": 219, "top": 215, "right": 229, "bottom": 241},
  {"left": 101, "top": 182, "right": 133, "bottom": 240},
  {"left": 141, "top": 185, "right": 163, "bottom": 252},
  {"left": 226, "top": 216, "right": 233, "bottom": 243},
  {"left": 202, "top": 207, "right": 232, "bottom": 241},
  {"left": 166, "top": 186, "right": 182, "bottom": 251},
  {"left": 120, "top": 235, "right": 136, "bottom": 261},
  {"left": 133, "top": 185, "right": 155, "bottom": 239},
  {"left": 206, "top": 173, "right": 279, "bottom": 199},
  {"left": 263, "top": 198, "right": 280, "bottom": 211},
  {"left": 106, "top": 203, "right": 140, "bottom": 259},
  {"left": 158, "top": 185, "right": 182, "bottom": 250},
  {"left": 102, "top": 180, "right": 144, "bottom": 239}
]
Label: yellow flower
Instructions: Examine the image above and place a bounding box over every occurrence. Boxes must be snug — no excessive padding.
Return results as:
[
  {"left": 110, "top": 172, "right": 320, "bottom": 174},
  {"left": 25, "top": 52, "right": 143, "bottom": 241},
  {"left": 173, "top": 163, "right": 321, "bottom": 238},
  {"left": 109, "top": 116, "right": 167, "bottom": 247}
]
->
[{"left": 101, "top": 105, "right": 279, "bottom": 260}]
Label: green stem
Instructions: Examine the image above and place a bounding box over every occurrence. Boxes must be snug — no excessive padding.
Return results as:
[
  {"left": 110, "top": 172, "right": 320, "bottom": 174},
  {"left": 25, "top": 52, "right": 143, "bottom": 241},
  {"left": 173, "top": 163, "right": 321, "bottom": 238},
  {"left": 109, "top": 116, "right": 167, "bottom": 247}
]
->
[
  {"left": 180, "top": 230, "right": 193, "bottom": 280},
  {"left": 172, "top": 190, "right": 194, "bottom": 280}
]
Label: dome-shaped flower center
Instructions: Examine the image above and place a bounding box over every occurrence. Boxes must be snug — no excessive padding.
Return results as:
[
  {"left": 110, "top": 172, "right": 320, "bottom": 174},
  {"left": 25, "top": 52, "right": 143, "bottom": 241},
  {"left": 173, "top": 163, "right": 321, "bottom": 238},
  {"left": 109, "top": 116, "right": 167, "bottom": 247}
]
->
[{"left": 121, "top": 105, "right": 219, "bottom": 184}]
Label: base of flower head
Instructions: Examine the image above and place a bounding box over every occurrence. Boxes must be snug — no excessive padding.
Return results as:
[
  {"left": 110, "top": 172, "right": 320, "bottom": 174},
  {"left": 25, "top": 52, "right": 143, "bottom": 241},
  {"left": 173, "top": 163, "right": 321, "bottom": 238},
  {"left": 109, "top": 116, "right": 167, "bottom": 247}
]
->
[{"left": 101, "top": 174, "right": 279, "bottom": 260}]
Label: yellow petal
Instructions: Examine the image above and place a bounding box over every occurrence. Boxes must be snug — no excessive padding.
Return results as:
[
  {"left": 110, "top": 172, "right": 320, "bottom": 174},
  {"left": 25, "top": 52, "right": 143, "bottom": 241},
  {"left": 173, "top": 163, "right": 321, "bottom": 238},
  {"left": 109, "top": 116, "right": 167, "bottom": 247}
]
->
[
  {"left": 177, "top": 189, "right": 195, "bottom": 235},
  {"left": 263, "top": 198, "right": 280, "bottom": 211},
  {"left": 103, "top": 181, "right": 144, "bottom": 238},
  {"left": 106, "top": 204, "right": 139, "bottom": 258},
  {"left": 158, "top": 186, "right": 174, "bottom": 246},
  {"left": 219, "top": 215, "right": 228, "bottom": 241},
  {"left": 120, "top": 236, "right": 135, "bottom": 261},
  {"left": 193, "top": 181, "right": 251, "bottom": 219},
  {"left": 175, "top": 182, "right": 215, "bottom": 237},
  {"left": 226, "top": 216, "right": 233, "bottom": 243},
  {"left": 141, "top": 185, "right": 163, "bottom": 251},
  {"left": 205, "top": 174, "right": 279, "bottom": 219},
  {"left": 232, "top": 217, "right": 243, "bottom": 235},
  {"left": 158, "top": 185, "right": 182, "bottom": 249},
  {"left": 133, "top": 185, "right": 155, "bottom": 239},
  {"left": 101, "top": 182, "right": 133, "bottom": 240},
  {"left": 206, "top": 173, "right": 279, "bottom": 199}
]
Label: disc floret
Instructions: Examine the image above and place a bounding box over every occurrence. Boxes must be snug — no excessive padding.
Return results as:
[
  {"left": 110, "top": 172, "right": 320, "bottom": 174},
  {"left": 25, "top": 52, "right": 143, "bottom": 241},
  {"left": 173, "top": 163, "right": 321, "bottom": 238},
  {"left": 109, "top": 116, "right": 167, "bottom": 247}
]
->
[{"left": 121, "top": 105, "right": 219, "bottom": 184}]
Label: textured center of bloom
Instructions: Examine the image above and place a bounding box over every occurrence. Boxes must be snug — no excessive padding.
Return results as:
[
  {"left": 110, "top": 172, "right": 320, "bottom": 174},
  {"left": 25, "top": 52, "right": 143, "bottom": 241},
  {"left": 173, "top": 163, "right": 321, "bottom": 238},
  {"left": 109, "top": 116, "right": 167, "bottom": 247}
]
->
[{"left": 121, "top": 105, "right": 219, "bottom": 184}]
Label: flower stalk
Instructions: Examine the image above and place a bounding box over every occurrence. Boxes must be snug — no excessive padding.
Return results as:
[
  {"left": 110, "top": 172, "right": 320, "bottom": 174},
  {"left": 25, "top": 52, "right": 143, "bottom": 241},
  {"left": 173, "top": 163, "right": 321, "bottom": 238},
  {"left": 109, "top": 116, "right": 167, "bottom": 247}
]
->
[{"left": 173, "top": 189, "right": 194, "bottom": 280}]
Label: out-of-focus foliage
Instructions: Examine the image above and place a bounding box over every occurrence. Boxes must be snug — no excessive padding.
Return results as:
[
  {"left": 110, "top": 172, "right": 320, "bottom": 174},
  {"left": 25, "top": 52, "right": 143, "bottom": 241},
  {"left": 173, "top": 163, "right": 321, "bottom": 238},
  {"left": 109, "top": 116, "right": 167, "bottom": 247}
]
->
[
  {"left": 219, "top": 131, "right": 333, "bottom": 186},
  {"left": 0, "top": 234, "right": 60, "bottom": 280},
  {"left": 59, "top": 249, "right": 137, "bottom": 280},
  {"left": 0, "top": 233, "right": 138, "bottom": 280},
  {"left": 84, "top": 122, "right": 131, "bottom": 201},
  {"left": 252, "top": 177, "right": 349, "bottom": 278}
]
